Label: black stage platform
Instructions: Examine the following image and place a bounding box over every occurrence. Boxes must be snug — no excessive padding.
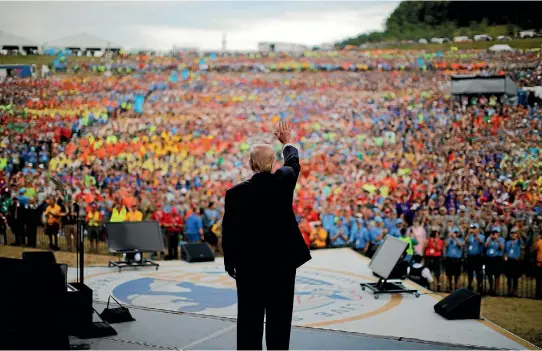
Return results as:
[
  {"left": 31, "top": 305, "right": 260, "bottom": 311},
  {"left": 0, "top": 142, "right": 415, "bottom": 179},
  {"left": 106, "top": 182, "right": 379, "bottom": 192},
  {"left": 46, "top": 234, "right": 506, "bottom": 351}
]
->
[{"left": 69, "top": 302, "right": 496, "bottom": 350}]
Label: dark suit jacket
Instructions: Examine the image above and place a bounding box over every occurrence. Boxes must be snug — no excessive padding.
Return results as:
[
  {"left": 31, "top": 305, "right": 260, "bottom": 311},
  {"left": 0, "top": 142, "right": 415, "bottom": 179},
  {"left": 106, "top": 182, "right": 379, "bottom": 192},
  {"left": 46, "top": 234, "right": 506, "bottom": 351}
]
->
[{"left": 222, "top": 145, "right": 311, "bottom": 273}]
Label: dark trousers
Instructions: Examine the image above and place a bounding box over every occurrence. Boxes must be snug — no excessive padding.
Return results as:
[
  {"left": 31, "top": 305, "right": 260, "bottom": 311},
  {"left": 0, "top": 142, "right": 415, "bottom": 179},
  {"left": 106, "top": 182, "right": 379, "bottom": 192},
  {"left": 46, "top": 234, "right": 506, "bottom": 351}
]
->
[
  {"left": 12, "top": 224, "right": 25, "bottom": 245},
  {"left": 26, "top": 225, "right": 37, "bottom": 248},
  {"left": 167, "top": 231, "right": 179, "bottom": 259},
  {"left": 46, "top": 223, "right": 60, "bottom": 248},
  {"left": 236, "top": 268, "right": 296, "bottom": 350}
]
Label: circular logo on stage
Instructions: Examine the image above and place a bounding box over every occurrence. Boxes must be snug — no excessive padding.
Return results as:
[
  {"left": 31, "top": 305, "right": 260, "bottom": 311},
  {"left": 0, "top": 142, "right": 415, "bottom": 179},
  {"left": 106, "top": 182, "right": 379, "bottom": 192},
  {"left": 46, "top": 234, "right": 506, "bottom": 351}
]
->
[{"left": 86, "top": 264, "right": 400, "bottom": 327}]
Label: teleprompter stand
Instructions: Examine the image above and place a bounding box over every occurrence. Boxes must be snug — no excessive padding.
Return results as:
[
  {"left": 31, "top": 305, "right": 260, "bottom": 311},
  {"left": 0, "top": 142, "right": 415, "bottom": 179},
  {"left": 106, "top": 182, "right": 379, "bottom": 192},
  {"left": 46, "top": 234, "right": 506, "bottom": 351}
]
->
[
  {"left": 361, "top": 278, "right": 420, "bottom": 299},
  {"left": 106, "top": 221, "right": 164, "bottom": 272},
  {"left": 360, "top": 236, "right": 420, "bottom": 299},
  {"left": 108, "top": 250, "right": 159, "bottom": 272}
]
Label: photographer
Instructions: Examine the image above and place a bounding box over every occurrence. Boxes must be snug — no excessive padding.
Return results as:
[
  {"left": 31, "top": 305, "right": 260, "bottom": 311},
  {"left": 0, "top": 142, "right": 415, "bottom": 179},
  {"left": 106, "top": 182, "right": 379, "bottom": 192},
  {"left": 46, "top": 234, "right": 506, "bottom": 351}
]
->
[
  {"left": 504, "top": 228, "right": 524, "bottom": 297},
  {"left": 444, "top": 227, "right": 464, "bottom": 292},
  {"left": 465, "top": 223, "right": 485, "bottom": 292},
  {"left": 406, "top": 254, "right": 434, "bottom": 289},
  {"left": 484, "top": 227, "right": 506, "bottom": 295},
  {"left": 424, "top": 227, "right": 444, "bottom": 291}
]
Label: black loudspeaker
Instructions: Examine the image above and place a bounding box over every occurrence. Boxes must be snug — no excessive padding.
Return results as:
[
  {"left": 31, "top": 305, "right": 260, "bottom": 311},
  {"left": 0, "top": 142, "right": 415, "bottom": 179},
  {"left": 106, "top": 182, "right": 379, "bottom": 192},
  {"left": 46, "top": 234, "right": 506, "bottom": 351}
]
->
[
  {"left": 434, "top": 288, "right": 481, "bottom": 320},
  {"left": 22, "top": 250, "right": 57, "bottom": 263},
  {"left": 67, "top": 282, "right": 94, "bottom": 333},
  {"left": 181, "top": 243, "right": 215, "bottom": 263},
  {"left": 0, "top": 257, "right": 70, "bottom": 349}
]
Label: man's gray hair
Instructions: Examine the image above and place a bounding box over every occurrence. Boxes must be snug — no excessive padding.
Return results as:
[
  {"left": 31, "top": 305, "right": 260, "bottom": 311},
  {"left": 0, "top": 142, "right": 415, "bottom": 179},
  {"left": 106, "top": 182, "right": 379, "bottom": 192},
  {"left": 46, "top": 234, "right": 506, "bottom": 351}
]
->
[{"left": 249, "top": 144, "right": 276, "bottom": 173}]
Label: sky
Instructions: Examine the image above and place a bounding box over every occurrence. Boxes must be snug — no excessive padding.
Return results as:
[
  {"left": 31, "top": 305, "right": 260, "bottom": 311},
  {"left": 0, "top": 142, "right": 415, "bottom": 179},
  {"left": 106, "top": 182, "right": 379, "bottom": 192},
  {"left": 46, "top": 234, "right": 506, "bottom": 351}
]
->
[{"left": 0, "top": 1, "right": 398, "bottom": 51}]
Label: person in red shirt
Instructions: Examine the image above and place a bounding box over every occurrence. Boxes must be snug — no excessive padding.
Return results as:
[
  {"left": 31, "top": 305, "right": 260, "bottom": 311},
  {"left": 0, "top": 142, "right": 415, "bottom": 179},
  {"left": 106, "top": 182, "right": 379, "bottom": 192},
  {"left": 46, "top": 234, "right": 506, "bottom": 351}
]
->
[
  {"left": 151, "top": 204, "right": 166, "bottom": 259},
  {"left": 303, "top": 206, "right": 319, "bottom": 223},
  {"left": 424, "top": 228, "right": 444, "bottom": 291},
  {"left": 166, "top": 209, "right": 183, "bottom": 260},
  {"left": 299, "top": 218, "right": 312, "bottom": 248}
]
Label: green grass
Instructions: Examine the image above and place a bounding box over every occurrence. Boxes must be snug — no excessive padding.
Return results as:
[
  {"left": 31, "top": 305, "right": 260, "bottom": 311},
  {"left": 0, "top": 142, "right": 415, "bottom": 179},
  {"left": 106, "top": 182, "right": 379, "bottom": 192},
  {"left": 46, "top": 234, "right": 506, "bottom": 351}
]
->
[
  {"left": 360, "top": 38, "right": 542, "bottom": 52},
  {"left": 0, "top": 55, "right": 98, "bottom": 66}
]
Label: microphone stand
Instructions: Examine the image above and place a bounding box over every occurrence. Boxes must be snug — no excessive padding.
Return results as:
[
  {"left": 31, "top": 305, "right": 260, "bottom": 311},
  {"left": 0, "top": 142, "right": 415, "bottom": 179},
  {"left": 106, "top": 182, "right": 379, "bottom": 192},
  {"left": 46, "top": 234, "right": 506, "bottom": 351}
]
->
[{"left": 74, "top": 202, "right": 85, "bottom": 285}]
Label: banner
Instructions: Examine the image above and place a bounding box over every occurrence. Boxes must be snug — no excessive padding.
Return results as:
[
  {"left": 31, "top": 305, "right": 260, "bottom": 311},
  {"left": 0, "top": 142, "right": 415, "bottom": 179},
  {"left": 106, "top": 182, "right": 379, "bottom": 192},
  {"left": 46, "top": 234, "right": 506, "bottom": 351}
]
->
[{"left": 134, "top": 95, "right": 145, "bottom": 114}]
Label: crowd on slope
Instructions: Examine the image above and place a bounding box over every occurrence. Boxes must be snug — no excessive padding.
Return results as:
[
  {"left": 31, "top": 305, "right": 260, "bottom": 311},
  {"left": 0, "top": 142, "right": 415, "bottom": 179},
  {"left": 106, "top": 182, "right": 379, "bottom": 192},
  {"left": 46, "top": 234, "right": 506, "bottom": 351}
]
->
[{"left": 0, "top": 49, "right": 541, "bottom": 298}]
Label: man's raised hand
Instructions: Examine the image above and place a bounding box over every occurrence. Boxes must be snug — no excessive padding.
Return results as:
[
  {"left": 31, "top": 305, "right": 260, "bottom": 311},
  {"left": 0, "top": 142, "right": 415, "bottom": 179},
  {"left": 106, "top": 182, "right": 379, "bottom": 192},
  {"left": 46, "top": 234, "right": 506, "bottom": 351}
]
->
[{"left": 274, "top": 121, "right": 291, "bottom": 145}]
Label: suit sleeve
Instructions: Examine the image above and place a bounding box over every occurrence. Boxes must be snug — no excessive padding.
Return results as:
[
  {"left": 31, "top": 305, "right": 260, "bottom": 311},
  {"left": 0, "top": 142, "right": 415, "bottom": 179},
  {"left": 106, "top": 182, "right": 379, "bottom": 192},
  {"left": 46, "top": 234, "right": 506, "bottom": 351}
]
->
[
  {"left": 276, "top": 145, "right": 301, "bottom": 185},
  {"left": 221, "top": 190, "right": 237, "bottom": 272}
]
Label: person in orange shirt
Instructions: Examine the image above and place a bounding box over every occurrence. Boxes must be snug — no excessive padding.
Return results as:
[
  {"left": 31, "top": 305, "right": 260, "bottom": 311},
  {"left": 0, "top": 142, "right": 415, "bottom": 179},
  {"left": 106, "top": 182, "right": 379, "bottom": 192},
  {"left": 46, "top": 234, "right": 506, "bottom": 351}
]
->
[
  {"left": 44, "top": 197, "right": 61, "bottom": 250},
  {"left": 310, "top": 222, "right": 328, "bottom": 249}
]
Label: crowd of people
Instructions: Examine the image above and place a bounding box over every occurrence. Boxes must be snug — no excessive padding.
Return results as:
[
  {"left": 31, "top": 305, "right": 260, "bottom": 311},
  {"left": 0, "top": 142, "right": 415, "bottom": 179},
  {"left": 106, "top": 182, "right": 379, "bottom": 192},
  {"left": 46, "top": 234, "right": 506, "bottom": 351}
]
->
[{"left": 0, "top": 48, "right": 541, "bottom": 298}]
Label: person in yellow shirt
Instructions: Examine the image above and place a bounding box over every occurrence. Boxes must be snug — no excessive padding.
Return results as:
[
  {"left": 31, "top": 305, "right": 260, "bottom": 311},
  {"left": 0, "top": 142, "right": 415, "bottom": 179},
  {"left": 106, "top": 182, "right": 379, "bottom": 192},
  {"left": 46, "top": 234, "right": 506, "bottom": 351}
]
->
[
  {"left": 125, "top": 203, "right": 143, "bottom": 222},
  {"left": 110, "top": 199, "right": 127, "bottom": 222},
  {"left": 310, "top": 222, "right": 328, "bottom": 249},
  {"left": 86, "top": 202, "right": 102, "bottom": 252},
  {"left": 44, "top": 197, "right": 61, "bottom": 250}
]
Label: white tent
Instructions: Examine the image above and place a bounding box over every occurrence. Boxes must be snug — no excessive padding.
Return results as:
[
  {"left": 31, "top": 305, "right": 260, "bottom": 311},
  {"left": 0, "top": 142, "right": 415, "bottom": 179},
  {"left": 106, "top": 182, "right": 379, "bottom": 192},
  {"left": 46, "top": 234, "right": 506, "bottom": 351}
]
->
[
  {"left": 43, "top": 33, "right": 122, "bottom": 51},
  {"left": 523, "top": 86, "right": 542, "bottom": 99},
  {"left": 0, "top": 30, "right": 39, "bottom": 51},
  {"left": 489, "top": 44, "right": 513, "bottom": 52}
]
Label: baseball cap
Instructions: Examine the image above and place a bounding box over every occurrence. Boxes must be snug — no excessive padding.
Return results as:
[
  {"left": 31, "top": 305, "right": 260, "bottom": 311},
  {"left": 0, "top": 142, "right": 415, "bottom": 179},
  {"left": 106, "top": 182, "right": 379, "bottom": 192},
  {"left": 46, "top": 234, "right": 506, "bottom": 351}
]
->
[{"left": 492, "top": 227, "right": 501, "bottom": 233}]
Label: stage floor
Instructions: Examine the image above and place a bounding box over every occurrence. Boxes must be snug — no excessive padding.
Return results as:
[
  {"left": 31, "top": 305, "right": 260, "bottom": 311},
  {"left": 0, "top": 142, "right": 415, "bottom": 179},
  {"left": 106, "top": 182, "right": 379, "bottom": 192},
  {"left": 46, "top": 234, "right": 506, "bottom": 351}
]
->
[{"left": 70, "top": 248, "right": 536, "bottom": 350}]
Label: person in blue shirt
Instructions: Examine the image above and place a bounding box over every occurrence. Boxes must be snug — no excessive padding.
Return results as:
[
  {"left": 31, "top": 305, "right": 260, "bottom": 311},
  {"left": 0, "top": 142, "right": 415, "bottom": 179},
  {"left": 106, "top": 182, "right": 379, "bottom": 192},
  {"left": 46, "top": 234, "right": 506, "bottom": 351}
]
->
[
  {"left": 389, "top": 218, "right": 403, "bottom": 238},
  {"left": 329, "top": 218, "right": 350, "bottom": 247},
  {"left": 444, "top": 227, "right": 464, "bottom": 291},
  {"left": 204, "top": 202, "right": 220, "bottom": 227},
  {"left": 184, "top": 208, "right": 203, "bottom": 243},
  {"left": 320, "top": 209, "right": 335, "bottom": 233},
  {"left": 484, "top": 227, "right": 506, "bottom": 295},
  {"left": 352, "top": 222, "right": 369, "bottom": 254},
  {"left": 465, "top": 223, "right": 485, "bottom": 291},
  {"left": 383, "top": 210, "right": 401, "bottom": 238},
  {"left": 364, "top": 217, "right": 386, "bottom": 258},
  {"left": 504, "top": 228, "right": 525, "bottom": 297}
]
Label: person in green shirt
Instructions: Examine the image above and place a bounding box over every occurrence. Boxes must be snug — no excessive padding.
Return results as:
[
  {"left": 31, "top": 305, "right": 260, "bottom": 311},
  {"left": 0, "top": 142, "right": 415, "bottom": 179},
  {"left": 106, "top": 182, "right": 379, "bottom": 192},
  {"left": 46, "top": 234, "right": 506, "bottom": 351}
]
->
[{"left": 399, "top": 227, "right": 419, "bottom": 263}]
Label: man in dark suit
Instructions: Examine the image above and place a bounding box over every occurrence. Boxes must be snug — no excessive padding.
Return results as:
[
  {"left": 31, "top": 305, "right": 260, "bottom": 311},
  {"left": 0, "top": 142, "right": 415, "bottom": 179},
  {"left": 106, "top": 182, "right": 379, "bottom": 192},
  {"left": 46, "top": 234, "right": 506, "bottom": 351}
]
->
[{"left": 222, "top": 122, "right": 311, "bottom": 350}]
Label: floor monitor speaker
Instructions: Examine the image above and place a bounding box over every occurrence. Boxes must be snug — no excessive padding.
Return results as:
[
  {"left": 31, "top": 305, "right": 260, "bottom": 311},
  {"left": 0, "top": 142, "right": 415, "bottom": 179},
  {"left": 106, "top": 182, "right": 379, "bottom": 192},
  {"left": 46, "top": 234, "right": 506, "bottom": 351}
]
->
[
  {"left": 181, "top": 243, "right": 215, "bottom": 263},
  {"left": 434, "top": 288, "right": 481, "bottom": 320}
]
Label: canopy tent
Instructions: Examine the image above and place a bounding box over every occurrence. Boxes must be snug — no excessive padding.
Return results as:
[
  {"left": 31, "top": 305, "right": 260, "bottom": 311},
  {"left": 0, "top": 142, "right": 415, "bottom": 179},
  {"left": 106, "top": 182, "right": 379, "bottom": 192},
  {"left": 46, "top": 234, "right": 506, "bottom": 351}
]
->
[
  {"left": 523, "top": 86, "right": 542, "bottom": 99},
  {"left": 0, "top": 31, "right": 39, "bottom": 52},
  {"left": 43, "top": 33, "right": 121, "bottom": 52},
  {"left": 489, "top": 44, "right": 514, "bottom": 52}
]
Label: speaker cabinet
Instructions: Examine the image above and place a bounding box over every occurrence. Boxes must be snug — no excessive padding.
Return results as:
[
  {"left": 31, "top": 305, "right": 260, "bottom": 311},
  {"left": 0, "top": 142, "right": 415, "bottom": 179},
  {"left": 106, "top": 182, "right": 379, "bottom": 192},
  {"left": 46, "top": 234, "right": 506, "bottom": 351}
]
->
[
  {"left": 22, "top": 250, "right": 57, "bottom": 263},
  {"left": 0, "top": 257, "right": 70, "bottom": 349},
  {"left": 434, "top": 288, "right": 481, "bottom": 320},
  {"left": 66, "top": 282, "right": 94, "bottom": 334},
  {"left": 181, "top": 243, "right": 215, "bottom": 263}
]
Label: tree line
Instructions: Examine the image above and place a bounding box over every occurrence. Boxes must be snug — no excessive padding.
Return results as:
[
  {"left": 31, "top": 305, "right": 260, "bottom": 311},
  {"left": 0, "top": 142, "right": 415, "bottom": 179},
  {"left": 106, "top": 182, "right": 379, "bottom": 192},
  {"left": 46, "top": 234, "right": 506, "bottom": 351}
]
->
[{"left": 340, "top": 1, "right": 542, "bottom": 46}]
